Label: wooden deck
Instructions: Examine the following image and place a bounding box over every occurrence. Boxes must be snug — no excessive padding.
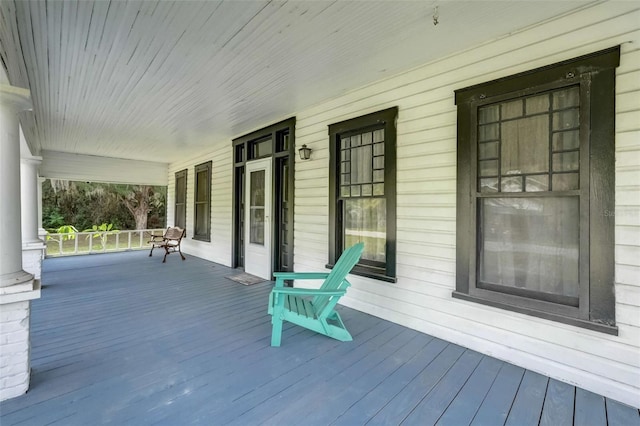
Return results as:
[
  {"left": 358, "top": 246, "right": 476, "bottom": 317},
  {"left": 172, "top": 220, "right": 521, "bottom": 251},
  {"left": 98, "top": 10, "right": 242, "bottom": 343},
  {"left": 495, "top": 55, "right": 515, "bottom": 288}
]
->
[{"left": 1, "top": 251, "right": 638, "bottom": 425}]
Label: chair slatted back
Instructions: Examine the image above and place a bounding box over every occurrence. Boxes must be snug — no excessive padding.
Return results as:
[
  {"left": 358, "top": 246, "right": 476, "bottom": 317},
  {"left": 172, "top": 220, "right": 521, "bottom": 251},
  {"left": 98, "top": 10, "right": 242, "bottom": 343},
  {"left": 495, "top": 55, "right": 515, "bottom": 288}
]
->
[
  {"left": 312, "top": 243, "right": 364, "bottom": 315},
  {"left": 165, "top": 227, "right": 185, "bottom": 240}
]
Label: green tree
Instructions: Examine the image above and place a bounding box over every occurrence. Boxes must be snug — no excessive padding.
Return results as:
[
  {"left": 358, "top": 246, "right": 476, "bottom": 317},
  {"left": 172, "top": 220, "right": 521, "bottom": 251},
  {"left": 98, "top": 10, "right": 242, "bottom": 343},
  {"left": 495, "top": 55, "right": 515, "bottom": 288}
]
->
[
  {"left": 42, "top": 180, "right": 166, "bottom": 231},
  {"left": 109, "top": 185, "right": 165, "bottom": 230}
]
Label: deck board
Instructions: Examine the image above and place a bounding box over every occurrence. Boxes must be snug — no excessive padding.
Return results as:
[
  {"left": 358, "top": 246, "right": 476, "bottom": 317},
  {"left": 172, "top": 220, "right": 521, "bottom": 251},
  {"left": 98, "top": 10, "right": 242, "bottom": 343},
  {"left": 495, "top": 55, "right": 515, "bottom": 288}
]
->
[
  {"left": 575, "top": 387, "right": 607, "bottom": 426},
  {"left": 0, "top": 251, "right": 636, "bottom": 425},
  {"left": 505, "top": 370, "right": 549, "bottom": 426},
  {"left": 539, "top": 379, "right": 574, "bottom": 426}
]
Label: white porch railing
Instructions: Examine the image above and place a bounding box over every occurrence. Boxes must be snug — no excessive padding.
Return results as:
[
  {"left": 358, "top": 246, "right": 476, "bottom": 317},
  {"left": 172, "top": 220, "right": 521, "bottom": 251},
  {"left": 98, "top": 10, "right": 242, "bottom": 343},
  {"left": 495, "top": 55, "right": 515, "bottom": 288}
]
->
[{"left": 45, "top": 228, "right": 166, "bottom": 257}]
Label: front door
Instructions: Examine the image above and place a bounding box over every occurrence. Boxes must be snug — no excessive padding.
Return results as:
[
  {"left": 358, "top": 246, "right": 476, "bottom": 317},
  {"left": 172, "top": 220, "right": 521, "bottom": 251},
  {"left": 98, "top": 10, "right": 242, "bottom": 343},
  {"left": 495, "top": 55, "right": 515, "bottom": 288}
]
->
[{"left": 244, "top": 158, "right": 272, "bottom": 279}]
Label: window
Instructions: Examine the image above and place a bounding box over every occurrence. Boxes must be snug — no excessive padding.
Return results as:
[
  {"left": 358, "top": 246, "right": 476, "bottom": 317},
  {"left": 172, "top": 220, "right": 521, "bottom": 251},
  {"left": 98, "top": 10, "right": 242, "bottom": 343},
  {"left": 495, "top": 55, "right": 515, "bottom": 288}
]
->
[
  {"left": 454, "top": 47, "right": 620, "bottom": 334},
  {"left": 174, "top": 169, "right": 187, "bottom": 229},
  {"left": 329, "top": 107, "right": 397, "bottom": 282},
  {"left": 193, "top": 161, "right": 211, "bottom": 241}
]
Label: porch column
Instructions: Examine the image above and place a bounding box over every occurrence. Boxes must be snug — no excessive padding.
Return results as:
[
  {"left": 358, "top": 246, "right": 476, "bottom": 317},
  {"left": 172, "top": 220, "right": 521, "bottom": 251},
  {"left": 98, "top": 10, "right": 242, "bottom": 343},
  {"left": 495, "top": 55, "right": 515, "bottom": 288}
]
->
[
  {"left": 38, "top": 177, "right": 47, "bottom": 240},
  {"left": 0, "top": 83, "right": 41, "bottom": 402},
  {"left": 21, "top": 156, "right": 46, "bottom": 280}
]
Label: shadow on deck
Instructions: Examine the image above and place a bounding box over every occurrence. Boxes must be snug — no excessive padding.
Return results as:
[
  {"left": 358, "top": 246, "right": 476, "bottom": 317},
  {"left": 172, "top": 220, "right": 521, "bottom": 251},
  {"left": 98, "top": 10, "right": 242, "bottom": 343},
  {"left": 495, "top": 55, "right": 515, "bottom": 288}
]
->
[{"left": 0, "top": 251, "right": 638, "bottom": 425}]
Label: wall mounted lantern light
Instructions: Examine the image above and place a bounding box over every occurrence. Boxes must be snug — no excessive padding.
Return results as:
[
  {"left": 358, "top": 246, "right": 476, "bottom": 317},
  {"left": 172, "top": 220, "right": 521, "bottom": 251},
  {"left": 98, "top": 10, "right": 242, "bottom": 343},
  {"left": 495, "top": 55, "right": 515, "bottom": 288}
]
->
[{"left": 298, "top": 144, "right": 312, "bottom": 160}]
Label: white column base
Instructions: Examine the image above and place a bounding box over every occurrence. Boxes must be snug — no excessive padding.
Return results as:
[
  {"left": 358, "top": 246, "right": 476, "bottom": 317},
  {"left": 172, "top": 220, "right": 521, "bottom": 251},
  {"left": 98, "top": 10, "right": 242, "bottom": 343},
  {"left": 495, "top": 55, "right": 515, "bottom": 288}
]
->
[
  {"left": 0, "top": 279, "right": 40, "bottom": 402},
  {"left": 22, "top": 241, "right": 45, "bottom": 281}
]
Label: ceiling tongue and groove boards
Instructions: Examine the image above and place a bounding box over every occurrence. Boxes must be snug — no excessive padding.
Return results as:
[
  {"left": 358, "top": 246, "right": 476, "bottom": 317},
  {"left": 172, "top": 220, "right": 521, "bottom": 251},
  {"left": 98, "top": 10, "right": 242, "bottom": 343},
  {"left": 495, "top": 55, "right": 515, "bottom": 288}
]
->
[{"left": 0, "top": 0, "right": 595, "bottom": 163}]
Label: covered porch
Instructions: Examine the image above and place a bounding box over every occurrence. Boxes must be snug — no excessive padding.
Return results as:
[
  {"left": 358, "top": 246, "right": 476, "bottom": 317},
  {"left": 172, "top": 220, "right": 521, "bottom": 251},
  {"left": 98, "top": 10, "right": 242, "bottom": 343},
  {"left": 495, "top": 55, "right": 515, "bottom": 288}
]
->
[{"left": 0, "top": 251, "right": 636, "bottom": 425}]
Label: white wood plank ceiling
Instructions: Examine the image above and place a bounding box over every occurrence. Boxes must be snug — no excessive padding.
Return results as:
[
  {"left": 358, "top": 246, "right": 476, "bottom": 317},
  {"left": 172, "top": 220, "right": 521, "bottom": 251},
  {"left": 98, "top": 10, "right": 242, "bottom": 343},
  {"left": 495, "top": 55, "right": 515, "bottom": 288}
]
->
[{"left": 1, "top": 0, "right": 596, "bottom": 163}]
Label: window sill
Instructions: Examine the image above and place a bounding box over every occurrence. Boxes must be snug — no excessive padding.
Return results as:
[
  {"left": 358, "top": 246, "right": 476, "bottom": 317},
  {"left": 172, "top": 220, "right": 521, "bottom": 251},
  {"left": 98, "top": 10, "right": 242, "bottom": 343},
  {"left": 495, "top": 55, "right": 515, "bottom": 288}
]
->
[
  {"left": 192, "top": 236, "right": 210, "bottom": 243},
  {"left": 325, "top": 263, "right": 397, "bottom": 283},
  {"left": 452, "top": 291, "right": 618, "bottom": 336}
]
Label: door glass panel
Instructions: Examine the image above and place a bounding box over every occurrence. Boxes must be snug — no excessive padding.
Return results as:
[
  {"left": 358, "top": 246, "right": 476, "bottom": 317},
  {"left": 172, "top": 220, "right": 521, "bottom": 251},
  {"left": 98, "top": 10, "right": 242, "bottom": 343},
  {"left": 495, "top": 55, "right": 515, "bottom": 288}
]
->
[
  {"left": 249, "top": 170, "right": 265, "bottom": 245},
  {"left": 479, "top": 197, "right": 579, "bottom": 299}
]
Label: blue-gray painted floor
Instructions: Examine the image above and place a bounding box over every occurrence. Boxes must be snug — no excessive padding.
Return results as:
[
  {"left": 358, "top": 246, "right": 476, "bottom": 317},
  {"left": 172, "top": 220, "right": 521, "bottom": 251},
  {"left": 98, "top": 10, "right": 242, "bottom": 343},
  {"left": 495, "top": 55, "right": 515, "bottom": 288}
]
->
[{"left": 1, "top": 251, "right": 638, "bottom": 425}]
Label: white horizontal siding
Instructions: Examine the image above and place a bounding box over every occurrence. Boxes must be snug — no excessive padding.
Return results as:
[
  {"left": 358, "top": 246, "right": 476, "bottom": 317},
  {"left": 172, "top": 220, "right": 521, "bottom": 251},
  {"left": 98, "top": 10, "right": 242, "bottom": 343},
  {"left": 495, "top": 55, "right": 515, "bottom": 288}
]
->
[
  {"left": 40, "top": 150, "right": 167, "bottom": 185},
  {"left": 166, "top": 141, "right": 233, "bottom": 267},
  {"left": 294, "top": 2, "right": 640, "bottom": 408}
]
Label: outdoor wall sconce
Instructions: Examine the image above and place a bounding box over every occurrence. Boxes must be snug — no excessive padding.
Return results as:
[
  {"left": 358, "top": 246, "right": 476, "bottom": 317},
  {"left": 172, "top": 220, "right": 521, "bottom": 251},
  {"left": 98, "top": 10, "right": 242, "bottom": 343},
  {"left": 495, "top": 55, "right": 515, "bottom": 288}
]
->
[{"left": 298, "top": 144, "right": 312, "bottom": 160}]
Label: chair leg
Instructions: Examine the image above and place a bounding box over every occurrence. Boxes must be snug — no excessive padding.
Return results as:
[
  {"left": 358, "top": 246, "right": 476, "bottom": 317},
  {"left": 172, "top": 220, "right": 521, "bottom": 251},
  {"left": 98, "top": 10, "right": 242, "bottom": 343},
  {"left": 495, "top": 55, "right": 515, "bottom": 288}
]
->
[
  {"left": 162, "top": 246, "right": 169, "bottom": 263},
  {"left": 178, "top": 245, "right": 185, "bottom": 261},
  {"left": 271, "top": 316, "right": 283, "bottom": 347},
  {"left": 149, "top": 246, "right": 154, "bottom": 257}
]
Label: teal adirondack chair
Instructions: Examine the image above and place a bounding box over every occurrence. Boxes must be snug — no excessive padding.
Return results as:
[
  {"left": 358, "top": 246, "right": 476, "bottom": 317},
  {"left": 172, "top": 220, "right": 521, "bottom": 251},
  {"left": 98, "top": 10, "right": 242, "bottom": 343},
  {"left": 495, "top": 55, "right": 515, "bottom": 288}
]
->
[{"left": 268, "top": 243, "right": 364, "bottom": 347}]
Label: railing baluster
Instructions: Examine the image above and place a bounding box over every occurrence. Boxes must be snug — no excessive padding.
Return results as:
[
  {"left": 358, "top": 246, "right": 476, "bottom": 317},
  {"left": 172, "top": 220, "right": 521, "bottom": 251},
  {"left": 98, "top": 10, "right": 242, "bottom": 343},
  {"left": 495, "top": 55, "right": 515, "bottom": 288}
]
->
[{"left": 45, "top": 229, "right": 161, "bottom": 257}]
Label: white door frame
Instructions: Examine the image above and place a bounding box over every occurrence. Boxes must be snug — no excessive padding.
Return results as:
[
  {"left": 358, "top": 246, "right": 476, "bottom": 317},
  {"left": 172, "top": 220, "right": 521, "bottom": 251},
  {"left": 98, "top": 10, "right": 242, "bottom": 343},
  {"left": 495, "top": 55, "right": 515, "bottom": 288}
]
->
[{"left": 244, "top": 158, "right": 272, "bottom": 280}]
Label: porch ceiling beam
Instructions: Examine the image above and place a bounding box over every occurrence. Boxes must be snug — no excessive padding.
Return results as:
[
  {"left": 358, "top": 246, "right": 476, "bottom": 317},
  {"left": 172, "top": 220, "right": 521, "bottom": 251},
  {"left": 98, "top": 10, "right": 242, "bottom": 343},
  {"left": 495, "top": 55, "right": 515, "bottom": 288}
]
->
[{"left": 39, "top": 150, "right": 168, "bottom": 186}]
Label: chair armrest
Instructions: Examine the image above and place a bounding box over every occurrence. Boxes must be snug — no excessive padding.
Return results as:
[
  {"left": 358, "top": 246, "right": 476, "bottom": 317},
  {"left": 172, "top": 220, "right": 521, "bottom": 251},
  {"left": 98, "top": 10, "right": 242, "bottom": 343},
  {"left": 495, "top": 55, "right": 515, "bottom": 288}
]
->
[
  {"left": 272, "top": 272, "right": 330, "bottom": 280},
  {"left": 271, "top": 288, "right": 346, "bottom": 297},
  {"left": 273, "top": 272, "right": 330, "bottom": 288},
  {"left": 148, "top": 235, "right": 165, "bottom": 243}
]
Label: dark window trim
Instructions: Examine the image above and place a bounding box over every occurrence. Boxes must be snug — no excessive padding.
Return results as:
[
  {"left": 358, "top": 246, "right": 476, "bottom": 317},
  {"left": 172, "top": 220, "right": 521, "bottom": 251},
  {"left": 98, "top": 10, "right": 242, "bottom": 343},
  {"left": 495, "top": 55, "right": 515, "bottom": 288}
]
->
[
  {"left": 328, "top": 107, "right": 398, "bottom": 282},
  {"left": 193, "top": 161, "right": 212, "bottom": 242},
  {"left": 231, "top": 117, "right": 296, "bottom": 272},
  {"left": 454, "top": 46, "right": 619, "bottom": 334},
  {"left": 174, "top": 169, "right": 187, "bottom": 229}
]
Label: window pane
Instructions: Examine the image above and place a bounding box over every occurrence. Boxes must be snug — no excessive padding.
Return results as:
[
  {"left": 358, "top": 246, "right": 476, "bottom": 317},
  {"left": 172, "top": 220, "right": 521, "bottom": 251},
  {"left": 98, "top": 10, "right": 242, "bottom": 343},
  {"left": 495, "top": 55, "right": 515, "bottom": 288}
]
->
[
  {"left": 553, "top": 87, "right": 579, "bottom": 109},
  {"left": 362, "top": 132, "right": 373, "bottom": 145},
  {"left": 344, "top": 198, "right": 386, "bottom": 263},
  {"left": 341, "top": 136, "right": 350, "bottom": 149},
  {"left": 479, "top": 123, "right": 499, "bottom": 141},
  {"left": 501, "top": 100, "right": 523, "bottom": 120},
  {"left": 525, "top": 94, "right": 550, "bottom": 115},
  {"left": 176, "top": 177, "right": 186, "bottom": 203},
  {"left": 478, "top": 142, "right": 499, "bottom": 159},
  {"left": 351, "top": 144, "right": 373, "bottom": 184},
  {"left": 501, "top": 176, "right": 522, "bottom": 192},
  {"left": 196, "top": 170, "right": 208, "bottom": 201},
  {"left": 195, "top": 204, "right": 208, "bottom": 236},
  {"left": 341, "top": 186, "right": 351, "bottom": 197},
  {"left": 175, "top": 205, "right": 186, "bottom": 229},
  {"left": 341, "top": 173, "right": 350, "bottom": 185},
  {"left": 235, "top": 145, "right": 244, "bottom": 163},
  {"left": 553, "top": 152, "right": 579, "bottom": 172},
  {"left": 479, "top": 159, "right": 498, "bottom": 177},
  {"left": 373, "top": 142, "right": 384, "bottom": 156},
  {"left": 525, "top": 175, "right": 549, "bottom": 192},
  {"left": 252, "top": 138, "right": 272, "bottom": 158},
  {"left": 373, "top": 129, "right": 384, "bottom": 143},
  {"left": 478, "top": 105, "right": 499, "bottom": 124},
  {"left": 501, "top": 115, "right": 549, "bottom": 175},
  {"left": 373, "top": 156, "right": 384, "bottom": 170},
  {"left": 552, "top": 173, "right": 579, "bottom": 191},
  {"left": 373, "top": 170, "right": 384, "bottom": 183},
  {"left": 479, "top": 197, "right": 579, "bottom": 299},
  {"left": 553, "top": 130, "right": 579, "bottom": 151},
  {"left": 480, "top": 178, "right": 498, "bottom": 193},
  {"left": 553, "top": 109, "right": 579, "bottom": 130},
  {"left": 373, "top": 183, "right": 384, "bottom": 196}
]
